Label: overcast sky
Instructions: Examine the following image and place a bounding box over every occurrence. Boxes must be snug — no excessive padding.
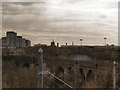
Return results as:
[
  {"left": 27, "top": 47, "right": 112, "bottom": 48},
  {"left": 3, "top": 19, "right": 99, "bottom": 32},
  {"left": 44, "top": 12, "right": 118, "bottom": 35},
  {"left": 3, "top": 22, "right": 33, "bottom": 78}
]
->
[{"left": 2, "top": 0, "right": 119, "bottom": 46}]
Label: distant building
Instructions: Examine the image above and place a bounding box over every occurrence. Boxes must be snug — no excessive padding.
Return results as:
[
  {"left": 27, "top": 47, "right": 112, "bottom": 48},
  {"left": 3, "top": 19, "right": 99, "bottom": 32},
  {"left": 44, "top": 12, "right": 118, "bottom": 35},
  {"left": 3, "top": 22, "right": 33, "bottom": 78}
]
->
[
  {"left": 34, "top": 43, "right": 47, "bottom": 47},
  {"left": 16, "top": 36, "right": 22, "bottom": 48},
  {"left": 66, "top": 43, "right": 67, "bottom": 45},
  {"left": 6, "top": 31, "right": 17, "bottom": 48},
  {"left": 25, "top": 40, "right": 31, "bottom": 47},
  {"left": 2, "top": 31, "right": 31, "bottom": 48},
  {"left": 51, "top": 40, "right": 56, "bottom": 47},
  {"left": 57, "top": 43, "right": 59, "bottom": 47},
  {"left": 22, "top": 38, "right": 26, "bottom": 47},
  {"left": 2, "top": 37, "right": 7, "bottom": 47}
]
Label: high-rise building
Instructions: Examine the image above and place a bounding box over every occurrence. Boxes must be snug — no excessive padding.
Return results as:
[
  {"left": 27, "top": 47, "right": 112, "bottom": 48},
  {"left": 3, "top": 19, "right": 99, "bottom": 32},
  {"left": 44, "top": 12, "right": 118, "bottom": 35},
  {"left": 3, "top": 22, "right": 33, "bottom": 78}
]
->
[
  {"left": 2, "top": 31, "right": 31, "bottom": 48},
  {"left": 22, "top": 38, "right": 26, "bottom": 47},
  {"left": 16, "top": 36, "right": 22, "bottom": 48}
]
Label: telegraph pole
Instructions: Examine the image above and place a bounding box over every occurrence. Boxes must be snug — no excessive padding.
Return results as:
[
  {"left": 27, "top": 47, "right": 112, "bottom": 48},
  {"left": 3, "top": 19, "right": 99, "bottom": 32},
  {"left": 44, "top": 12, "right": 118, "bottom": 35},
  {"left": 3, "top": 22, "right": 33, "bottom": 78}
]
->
[{"left": 38, "top": 48, "right": 43, "bottom": 89}]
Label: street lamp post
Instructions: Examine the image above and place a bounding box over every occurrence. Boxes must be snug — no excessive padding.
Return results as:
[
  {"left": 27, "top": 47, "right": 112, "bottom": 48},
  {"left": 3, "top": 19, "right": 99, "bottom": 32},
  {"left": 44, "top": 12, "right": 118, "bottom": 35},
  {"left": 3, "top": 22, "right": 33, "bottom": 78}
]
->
[
  {"left": 80, "top": 39, "right": 83, "bottom": 46},
  {"left": 104, "top": 37, "right": 107, "bottom": 46}
]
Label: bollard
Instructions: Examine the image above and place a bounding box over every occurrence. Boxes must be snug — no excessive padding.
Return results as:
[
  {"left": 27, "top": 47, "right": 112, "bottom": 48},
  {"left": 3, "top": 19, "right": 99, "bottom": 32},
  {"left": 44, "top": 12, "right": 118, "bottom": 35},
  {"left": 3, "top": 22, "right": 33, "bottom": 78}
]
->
[{"left": 38, "top": 48, "right": 43, "bottom": 89}]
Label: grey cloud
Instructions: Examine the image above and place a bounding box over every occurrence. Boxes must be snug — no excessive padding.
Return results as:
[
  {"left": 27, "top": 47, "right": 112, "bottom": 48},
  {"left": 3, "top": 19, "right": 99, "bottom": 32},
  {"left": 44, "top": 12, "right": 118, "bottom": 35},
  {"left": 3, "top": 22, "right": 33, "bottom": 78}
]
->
[
  {"left": 2, "top": 2, "right": 47, "bottom": 15},
  {"left": 2, "top": 1, "right": 118, "bottom": 45},
  {"left": 99, "top": 15, "right": 107, "bottom": 19},
  {"left": 11, "top": 2, "right": 37, "bottom": 6}
]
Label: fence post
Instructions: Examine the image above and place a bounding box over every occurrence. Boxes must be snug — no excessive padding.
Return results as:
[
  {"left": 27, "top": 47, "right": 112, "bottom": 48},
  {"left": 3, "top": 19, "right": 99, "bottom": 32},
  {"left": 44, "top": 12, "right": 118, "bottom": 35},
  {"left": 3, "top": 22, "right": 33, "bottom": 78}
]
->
[{"left": 38, "top": 48, "right": 43, "bottom": 89}]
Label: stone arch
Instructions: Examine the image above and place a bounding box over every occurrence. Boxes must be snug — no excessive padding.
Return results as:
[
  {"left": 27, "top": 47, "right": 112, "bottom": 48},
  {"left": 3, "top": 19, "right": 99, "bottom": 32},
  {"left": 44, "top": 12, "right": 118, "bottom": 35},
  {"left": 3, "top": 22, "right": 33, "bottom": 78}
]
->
[
  {"left": 55, "top": 66, "right": 64, "bottom": 79},
  {"left": 23, "top": 63, "right": 30, "bottom": 68},
  {"left": 58, "top": 66, "right": 64, "bottom": 73},
  {"left": 86, "top": 70, "right": 94, "bottom": 81},
  {"left": 65, "top": 67, "right": 74, "bottom": 82},
  {"left": 80, "top": 68, "right": 85, "bottom": 80},
  {"left": 14, "top": 62, "right": 19, "bottom": 67},
  {"left": 68, "top": 67, "right": 72, "bottom": 73},
  {"left": 34, "top": 64, "right": 38, "bottom": 66},
  {"left": 54, "top": 66, "right": 64, "bottom": 88},
  {"left": 78, "top": 68, "right": 85, "bottom": 87}
]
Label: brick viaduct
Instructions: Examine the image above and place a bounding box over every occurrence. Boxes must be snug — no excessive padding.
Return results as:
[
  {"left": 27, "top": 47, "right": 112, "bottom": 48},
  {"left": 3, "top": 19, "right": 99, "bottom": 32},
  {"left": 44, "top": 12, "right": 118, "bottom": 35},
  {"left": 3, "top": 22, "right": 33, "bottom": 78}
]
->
[{"left": 2, "top": 54, "right": 111, "bottom": 88}]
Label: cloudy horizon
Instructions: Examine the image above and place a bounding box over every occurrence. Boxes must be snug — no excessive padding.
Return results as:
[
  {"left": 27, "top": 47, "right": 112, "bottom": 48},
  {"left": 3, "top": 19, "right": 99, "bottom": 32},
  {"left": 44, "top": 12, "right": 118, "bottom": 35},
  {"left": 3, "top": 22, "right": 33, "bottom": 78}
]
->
[{"left": 2, "top": 0, "right": 119, "bottom": 46}]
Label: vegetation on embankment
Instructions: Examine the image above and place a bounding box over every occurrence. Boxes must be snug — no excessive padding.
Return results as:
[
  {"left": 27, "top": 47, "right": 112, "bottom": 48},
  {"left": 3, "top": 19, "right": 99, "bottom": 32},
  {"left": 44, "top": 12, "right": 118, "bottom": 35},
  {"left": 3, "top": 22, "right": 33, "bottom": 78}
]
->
[{"left": 2, "top": 61, "right": 120, "bottom": 88}]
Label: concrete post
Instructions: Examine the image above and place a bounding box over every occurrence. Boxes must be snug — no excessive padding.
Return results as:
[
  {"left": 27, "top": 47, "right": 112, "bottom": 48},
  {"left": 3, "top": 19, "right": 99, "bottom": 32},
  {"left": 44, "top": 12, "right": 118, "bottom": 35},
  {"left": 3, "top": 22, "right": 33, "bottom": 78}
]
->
[
  {"left": 113, "top": 61, "right": 116, "bottom": 89},
  {"left": 38, "top": 48, "right": 43, "bottom": 89}
]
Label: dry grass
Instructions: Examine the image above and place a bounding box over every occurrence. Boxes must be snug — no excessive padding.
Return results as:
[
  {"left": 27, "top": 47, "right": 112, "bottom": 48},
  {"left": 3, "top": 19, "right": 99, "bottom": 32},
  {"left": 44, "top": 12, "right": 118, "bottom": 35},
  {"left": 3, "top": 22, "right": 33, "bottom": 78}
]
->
[
  {"left": 2, "top": 61, "right": 119, "bottom": 88},
  {"left": 2, "top": 62, "right": 38, "bottom": 88}
]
